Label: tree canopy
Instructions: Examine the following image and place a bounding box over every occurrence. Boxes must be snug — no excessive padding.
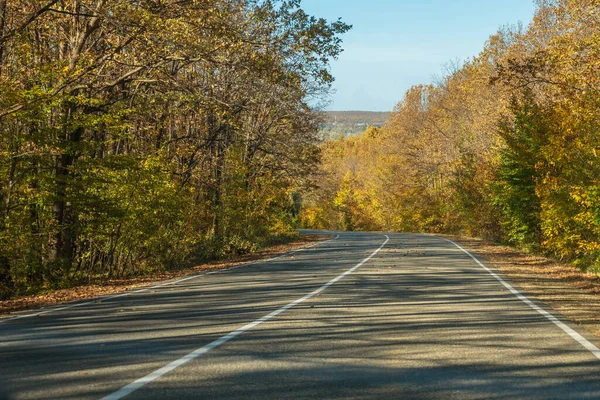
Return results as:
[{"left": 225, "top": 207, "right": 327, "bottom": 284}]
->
[
  {"left": 0, "top": 0, "right": 350, "bottom": 297},
  {"left": 302, "top": 0, "right": 600, "bottom": 272}
]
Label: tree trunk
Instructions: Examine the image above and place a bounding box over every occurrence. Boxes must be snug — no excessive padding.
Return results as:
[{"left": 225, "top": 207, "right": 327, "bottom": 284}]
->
[
  {"left": 50, "top": 126, "right": 83, "bottom": 277},
  {"left": 208, "top": 113, "right": 225, "bottom": 241},
  {"left": 28, "top": 159, "right": 43, "bottom": 286},
  {"left": 3, "top": 155, "right": 16, "bottom": 219},
  {"left": 0, "top": 0, "right": 6, "bottom": 75}
]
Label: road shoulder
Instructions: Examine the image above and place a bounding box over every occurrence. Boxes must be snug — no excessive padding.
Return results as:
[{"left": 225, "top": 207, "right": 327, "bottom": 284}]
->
[
  {"left": 0, "top": 234, "right": 333, "bottom": 318},
  {"left": 441, "top": 234, "right": 600, "bottom": 338}
]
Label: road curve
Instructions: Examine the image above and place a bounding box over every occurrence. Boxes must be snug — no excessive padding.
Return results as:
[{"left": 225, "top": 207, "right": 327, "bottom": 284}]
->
[{"left": 2, "top": 231, "right": 600, "bottom": 399}]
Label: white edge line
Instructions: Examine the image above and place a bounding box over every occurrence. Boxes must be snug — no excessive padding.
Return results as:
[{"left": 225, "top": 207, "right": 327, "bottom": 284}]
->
[
  {"left": 101, "top": 234, "right": 388, "bottom": 400},
  {"left": 0, "top": 234, "right": 341, "bottom": 324},
  {"left": 443, "top": 237, "right": 600, "bottom": 360}
]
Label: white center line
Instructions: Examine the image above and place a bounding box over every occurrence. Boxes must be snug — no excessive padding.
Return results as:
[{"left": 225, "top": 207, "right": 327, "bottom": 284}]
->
[
  {"left": 444, "top": 237, "right": 600, "bottom": 360},
  {"left": 101, "top": 234, "right": 389, "bottom": 400}
]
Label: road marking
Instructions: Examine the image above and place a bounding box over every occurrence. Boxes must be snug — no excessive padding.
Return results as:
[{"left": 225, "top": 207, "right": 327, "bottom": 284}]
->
[
  {"left": 445, "top": 238, "right": 600, "bottom": 360},
  {"left": 0, "top": 235, "right": 340, "bottom": 324},
  {"left": 101, "top": 234, "right": 389, "bottom": 400}
]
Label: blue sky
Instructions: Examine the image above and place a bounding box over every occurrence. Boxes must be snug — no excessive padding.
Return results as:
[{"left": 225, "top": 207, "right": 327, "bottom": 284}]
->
[{"left": 300, "top": 0, "right": 536, "bottom": 111}]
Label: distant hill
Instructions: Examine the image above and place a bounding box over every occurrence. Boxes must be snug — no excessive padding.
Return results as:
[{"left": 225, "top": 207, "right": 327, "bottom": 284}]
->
[{"left": 319, "top": 111, "right": 391, "bottom": 140}]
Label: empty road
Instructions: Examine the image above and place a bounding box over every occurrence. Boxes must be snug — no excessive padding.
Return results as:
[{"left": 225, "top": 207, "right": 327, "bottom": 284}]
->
[{"left": 2, "top": 231, "right": 600, "bottom": 399}]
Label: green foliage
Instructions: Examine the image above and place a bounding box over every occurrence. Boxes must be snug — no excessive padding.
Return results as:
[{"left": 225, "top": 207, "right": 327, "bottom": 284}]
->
[
  {"left": 448, "top": 152, "right": 501, "bottom": 240},
  {"left": 492, "top": 94, "right": 545, "bottom": 249},
  {"left": 0, "top": 0, "right": 349, "bottom": 297}
]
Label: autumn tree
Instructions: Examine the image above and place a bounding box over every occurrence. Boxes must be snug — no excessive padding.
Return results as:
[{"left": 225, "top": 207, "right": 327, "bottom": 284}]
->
[
  {"left": 0, "top": 0, "right": 350, "bottom": 296},
  {"left": 304, "top": 0, "right": 600, "bottom": 274}
]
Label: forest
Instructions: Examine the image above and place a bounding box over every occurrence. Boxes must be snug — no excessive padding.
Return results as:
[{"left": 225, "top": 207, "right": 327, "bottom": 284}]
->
[
  {"left": 3, "top": 0, "right": 600, "bottom": 300},
  {"left": 302, "top": 0, "right": 600, "bottom": 273},
  {"left": 0, "top": 0, "right": 349, "bottom": 297}
]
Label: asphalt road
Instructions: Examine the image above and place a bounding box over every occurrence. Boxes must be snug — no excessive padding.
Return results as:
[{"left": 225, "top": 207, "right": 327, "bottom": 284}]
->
[{"left": 2, "top": 231, "right": 600, "bottom": 399}]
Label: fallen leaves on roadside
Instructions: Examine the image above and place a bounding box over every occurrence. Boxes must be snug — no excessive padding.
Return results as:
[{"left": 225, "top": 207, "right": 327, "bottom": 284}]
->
[{"left": 0, "top": 234, "right": 332, "bottom": 316}]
